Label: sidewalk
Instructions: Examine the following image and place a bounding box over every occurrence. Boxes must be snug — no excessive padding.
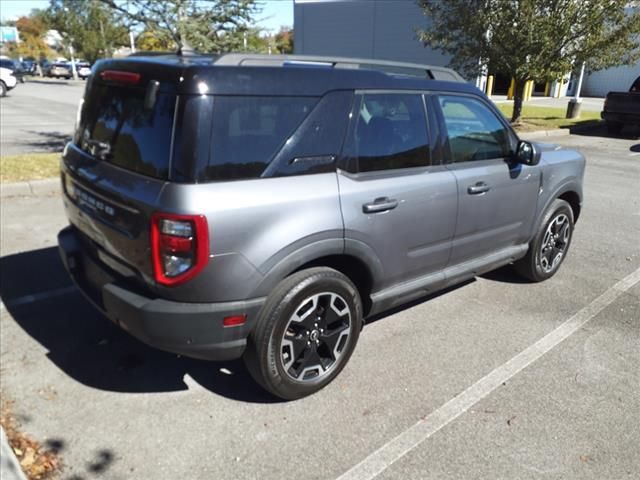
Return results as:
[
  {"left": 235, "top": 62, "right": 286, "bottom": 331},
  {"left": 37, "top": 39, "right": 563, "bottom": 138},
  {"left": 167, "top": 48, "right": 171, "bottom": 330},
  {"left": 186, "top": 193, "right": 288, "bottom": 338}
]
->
[
  {"left": 0, "top": 178, "right": 60, "bottom": 198},
  {"left": 491, "top": 94, "right": 604, "bottom": 112}
]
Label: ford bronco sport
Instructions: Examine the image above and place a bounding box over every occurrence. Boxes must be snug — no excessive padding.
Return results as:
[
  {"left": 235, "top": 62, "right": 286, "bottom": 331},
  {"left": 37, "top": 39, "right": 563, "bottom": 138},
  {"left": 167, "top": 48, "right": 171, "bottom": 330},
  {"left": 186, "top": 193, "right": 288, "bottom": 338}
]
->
[{"left": 58, "top": 53, "right": 585, "bottom": 399}]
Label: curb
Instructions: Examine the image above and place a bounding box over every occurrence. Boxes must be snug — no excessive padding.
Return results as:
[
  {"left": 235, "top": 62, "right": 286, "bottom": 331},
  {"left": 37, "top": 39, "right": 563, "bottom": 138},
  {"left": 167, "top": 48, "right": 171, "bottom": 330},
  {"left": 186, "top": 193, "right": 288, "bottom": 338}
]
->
[
  {"left": 520, "top": 122, "right": 603, "bottom": 140},
  {"left": 0, "top": 427, "right": 27, "bottom": 480},
  {"left": 0, "top": 178, "right": 60, "bottom": 198}
]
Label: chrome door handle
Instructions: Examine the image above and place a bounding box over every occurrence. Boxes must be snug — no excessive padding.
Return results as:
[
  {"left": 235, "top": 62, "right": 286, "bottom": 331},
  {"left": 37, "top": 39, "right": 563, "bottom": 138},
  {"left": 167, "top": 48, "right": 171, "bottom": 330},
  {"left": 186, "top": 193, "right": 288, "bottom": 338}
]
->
[
  {"left": 362, "top": 197, "right": 399, "bottom": 213},
  {"left": 467, "top": 182, "right": 491, "bottom": 195}
]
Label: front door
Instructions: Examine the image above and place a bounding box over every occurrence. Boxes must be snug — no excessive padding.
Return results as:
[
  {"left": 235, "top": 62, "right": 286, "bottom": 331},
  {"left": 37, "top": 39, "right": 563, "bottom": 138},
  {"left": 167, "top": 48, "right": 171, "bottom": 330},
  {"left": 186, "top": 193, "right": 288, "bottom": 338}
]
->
[{"left": 436, "top": 94, "right": 540, "bottom": 266}]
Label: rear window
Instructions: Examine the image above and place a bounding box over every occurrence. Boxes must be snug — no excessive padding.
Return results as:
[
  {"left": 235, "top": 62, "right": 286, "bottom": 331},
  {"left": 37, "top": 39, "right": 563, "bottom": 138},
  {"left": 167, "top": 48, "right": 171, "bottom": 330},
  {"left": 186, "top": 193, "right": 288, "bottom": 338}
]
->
[
  {"left": 77, "top": 84, "right": 176, "bottom": 180},
  {"left": 202, "top": 96, "right": 317, "bottom": 181}
]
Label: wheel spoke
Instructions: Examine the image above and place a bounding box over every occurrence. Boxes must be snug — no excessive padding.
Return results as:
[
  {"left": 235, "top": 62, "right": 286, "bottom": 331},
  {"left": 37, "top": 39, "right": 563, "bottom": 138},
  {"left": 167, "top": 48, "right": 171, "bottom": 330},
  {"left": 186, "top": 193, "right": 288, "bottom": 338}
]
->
[
  {"left": 291, "top": 345, "right": 324, "bottom": 379},
  {"left": 319, "top": 323, "right": 349, "bottom": 360}
]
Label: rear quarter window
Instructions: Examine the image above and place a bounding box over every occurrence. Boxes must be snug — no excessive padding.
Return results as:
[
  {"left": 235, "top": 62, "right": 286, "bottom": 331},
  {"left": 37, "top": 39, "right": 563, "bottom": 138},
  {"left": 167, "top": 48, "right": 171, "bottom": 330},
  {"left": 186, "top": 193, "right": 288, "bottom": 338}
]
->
[{"left": 201, "top": 96, "right": 317, "bottom": 181}]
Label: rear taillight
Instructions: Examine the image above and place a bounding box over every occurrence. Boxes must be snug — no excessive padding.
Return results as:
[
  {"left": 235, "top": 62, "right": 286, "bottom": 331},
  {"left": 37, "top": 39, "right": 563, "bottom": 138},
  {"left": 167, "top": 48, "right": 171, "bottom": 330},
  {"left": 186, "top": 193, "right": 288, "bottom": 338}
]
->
[{"left": 151, "top": 213, "right": 209, "bottom": 286}]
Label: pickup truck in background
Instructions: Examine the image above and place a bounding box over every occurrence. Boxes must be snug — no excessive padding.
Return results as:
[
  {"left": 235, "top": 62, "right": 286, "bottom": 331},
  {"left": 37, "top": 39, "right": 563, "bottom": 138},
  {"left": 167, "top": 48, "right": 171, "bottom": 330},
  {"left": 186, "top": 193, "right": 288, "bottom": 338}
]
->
[{"left": 601, "top": 76, "right": 640, "bottom": 134}]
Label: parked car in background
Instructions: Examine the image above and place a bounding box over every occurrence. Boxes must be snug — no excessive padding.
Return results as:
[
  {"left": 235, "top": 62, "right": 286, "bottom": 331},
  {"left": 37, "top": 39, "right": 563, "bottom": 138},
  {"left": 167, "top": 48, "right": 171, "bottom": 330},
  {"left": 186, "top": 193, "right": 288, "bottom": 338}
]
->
[
  {"left": 21, "top": 59, "right": 37, "bottom": 75},
  {"left": 0, "top": 58, "right": 26, "bottom": 83},
  {"left": 48, "top": 62, "right": 73, "bottom": 79},
  {"left": 58, "top": 53, "right": 585, "bottom": 400},
  {"left": 0, "top": 63, "right": 18, "bottom": 96},
  {"left": 70, "top": 61, "right": 92, "bottom": 79},
  {"left": 601, "top": 76, "right": 640, "bottom": 134}
]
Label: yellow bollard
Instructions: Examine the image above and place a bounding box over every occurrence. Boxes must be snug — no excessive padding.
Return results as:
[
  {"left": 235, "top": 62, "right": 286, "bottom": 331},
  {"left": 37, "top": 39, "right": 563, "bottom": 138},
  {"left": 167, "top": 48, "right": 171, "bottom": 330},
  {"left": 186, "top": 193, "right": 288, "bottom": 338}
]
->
[
  {"left": 544, "top": 81, "right": 550, "bottom": 97},
  {"left": 486, "top": 75, "right": 494, "bottom": 98},
  {"left": 507, "top": 78, "right": 515, "bottom": 100},
  {"left": 524, "top": 80, "right": 534, "bottom": 101}
]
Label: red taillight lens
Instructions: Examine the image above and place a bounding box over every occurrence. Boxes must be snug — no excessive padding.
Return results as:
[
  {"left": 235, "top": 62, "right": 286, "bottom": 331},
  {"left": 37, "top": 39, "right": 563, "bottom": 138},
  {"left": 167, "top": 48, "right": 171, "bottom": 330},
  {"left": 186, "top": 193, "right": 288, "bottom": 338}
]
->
[
  {"left": 151, "top": 213, "right": 209, "bottom": 287},
  {"left": 99, "top": 70, "right": 141, "bottom": 84}
]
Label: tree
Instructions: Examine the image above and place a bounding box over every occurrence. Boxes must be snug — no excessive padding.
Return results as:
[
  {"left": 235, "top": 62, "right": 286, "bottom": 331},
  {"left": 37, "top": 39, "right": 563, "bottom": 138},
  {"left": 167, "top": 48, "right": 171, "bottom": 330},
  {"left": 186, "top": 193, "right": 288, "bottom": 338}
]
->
[
  {"left": 98, "top": 0, "right": 260, "bottom": 53},
  {"left": 7, "top": 13, "right": 51, "bottom": 59},
  {"left": 136, "top": 29, "right": 176, "bottom": 52},
  {"left": 274, "top": 26, "right": 293, "bottom": 54},
  {"left": 46, "top": 0, "right": 129, "bottom": 64},
  {"left": 418, "top": 0, "right": 640, "bottom": 123}
]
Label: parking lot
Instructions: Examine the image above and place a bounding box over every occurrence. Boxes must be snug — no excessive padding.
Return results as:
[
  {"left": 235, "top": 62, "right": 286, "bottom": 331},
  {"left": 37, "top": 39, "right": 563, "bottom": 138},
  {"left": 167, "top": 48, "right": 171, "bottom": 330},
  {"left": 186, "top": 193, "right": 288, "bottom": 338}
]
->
[
  {"left": 0, "top": 79, "right": 84, "bottom": 155},
  {"left": 0, "top": 82, "right": 639, "bottom": 479}
]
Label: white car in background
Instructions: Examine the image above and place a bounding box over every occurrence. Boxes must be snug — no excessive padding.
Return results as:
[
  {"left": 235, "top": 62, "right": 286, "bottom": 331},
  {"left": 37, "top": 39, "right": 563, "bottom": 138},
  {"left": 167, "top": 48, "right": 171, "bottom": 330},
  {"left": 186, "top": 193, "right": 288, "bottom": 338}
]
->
[{"left": 0, "top": 64, "right": 18, "bottom": 97}]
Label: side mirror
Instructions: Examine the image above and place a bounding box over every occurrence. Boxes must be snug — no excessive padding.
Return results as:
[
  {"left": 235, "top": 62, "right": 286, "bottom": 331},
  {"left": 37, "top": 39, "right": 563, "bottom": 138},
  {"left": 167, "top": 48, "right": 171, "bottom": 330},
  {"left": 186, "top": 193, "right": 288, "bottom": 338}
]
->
[{"left": 515, "top": 140, "right": 541, "bottom": 166}]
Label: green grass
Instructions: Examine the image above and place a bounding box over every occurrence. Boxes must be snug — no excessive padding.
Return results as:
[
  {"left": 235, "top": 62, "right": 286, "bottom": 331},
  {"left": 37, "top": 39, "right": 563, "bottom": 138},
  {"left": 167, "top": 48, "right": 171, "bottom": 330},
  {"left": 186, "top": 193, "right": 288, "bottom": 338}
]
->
[
  {"left": 496, "top": 104, "right": 601, "bottom": 132},
  {"left": 1, "top": 153, "right": 61, "bottom": 183}
]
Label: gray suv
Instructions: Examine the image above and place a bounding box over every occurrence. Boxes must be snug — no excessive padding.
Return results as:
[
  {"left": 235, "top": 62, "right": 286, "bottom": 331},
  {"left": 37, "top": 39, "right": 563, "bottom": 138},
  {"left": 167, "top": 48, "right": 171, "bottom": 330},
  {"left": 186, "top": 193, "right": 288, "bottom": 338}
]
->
[{"left": 58, "top": 54, "right": 585, "bottom": 399}]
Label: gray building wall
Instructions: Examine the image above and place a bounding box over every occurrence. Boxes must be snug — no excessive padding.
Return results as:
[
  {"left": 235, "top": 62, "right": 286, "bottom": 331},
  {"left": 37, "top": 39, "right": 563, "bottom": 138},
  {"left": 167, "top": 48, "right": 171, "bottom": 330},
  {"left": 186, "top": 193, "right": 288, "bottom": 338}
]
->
[
  {"left": 583, "top": 63, "right": 640, "bottom": 97},
  {"left": 294, "top": 0, "right": 451, "bottom": 67}
]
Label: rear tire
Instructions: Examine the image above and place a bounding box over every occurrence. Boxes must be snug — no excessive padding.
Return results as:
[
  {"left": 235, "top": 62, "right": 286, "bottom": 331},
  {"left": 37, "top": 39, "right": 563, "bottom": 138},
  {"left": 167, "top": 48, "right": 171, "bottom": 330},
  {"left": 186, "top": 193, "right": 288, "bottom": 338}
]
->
[
  {"left": 606, "top": 121, "right": 623, "bottom": 135},
  {"left": 515, "top": 199, "right": 574, "bottom": 282},
  {"left": 244, "top": 267, "right": 362, "bottom": 400}
]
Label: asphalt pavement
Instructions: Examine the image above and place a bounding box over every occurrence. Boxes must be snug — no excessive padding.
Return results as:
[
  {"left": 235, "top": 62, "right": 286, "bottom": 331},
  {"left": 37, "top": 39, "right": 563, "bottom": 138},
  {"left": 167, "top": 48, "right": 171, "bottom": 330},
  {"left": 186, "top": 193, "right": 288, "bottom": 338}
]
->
[
  {"left": 0, "top": 84, "right": 639, "bottom": 479},
  {"left": 0, "top": 79, "right": 84, "bottom": 156}
]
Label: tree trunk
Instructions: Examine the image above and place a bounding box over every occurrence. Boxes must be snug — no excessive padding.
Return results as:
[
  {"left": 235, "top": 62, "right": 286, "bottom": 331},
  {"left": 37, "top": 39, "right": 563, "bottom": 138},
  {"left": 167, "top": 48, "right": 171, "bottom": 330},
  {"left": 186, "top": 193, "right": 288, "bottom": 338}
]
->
[{"left": 511, "top": 79, "right": 527, "bottom": 124}]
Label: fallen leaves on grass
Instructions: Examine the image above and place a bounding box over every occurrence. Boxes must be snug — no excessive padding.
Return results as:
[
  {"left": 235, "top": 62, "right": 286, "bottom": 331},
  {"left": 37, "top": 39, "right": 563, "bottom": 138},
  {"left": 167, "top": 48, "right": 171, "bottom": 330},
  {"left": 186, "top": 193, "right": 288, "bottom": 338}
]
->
[{"left": 0, "top": 395, "right": 62, "bottom": 479}]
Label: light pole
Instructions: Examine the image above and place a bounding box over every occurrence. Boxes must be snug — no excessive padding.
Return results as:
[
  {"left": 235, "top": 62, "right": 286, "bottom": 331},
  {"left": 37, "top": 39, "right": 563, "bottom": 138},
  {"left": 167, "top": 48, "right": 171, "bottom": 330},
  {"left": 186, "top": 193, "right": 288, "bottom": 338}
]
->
[
  {"left": 69, "top": 43, "right": 78, "bottom": 81},
  {"left": 566, "top": 61, "right": 586, "bottom": 119}
]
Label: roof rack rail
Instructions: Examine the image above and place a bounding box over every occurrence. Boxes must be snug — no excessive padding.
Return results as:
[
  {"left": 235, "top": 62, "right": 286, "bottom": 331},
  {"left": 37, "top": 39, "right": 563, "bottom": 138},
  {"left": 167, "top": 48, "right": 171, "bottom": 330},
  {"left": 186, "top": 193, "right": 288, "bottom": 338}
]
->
[{"left": 214, "top": 54, "right": 465, "bottom": 82}]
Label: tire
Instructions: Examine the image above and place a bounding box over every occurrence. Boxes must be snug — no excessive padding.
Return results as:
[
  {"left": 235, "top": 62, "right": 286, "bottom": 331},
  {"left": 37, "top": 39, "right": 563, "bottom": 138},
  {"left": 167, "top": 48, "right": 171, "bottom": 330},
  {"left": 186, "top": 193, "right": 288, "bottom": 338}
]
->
[
  {"left": 0, "top": 81, "right": 6, "bottom": 97},
  {"left": 244, "top": 267, "right": 362, "bottom": 400},
  {"left": 514, "top": 199, "right": 574, "bottom": 282},
  {"left": 606, "top": 121, "right": 623, "bottom": 135}
]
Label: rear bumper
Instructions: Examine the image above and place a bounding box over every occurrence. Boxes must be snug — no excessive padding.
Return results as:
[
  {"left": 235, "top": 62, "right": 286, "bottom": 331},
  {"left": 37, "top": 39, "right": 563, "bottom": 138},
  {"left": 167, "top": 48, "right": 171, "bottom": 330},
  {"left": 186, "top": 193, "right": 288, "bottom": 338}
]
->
[
  {"left": 601, "top": 111, "right": 640, "bottom": 125},
  {"left": 58, "top": 226, "right": 265, "bottom": 361}
]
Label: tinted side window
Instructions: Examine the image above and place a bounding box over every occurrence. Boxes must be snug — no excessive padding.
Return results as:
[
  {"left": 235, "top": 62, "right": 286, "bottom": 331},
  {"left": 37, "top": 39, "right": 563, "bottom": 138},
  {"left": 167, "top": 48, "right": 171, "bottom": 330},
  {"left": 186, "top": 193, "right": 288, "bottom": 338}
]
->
[
  {"left": 345, "top": 93, "right": 430, "bottom": 173},
  {"left": 438, "top": 95, "right": 512, "bottom": 163},
  {"left": 631, "top": 77, "right": 640, "bottom": 92},
  {"left": 204, "top": 96, "right": 316, "bottom": 181},
  {"left": 266, "top": 91, "right": 353, "bottom": 177}
]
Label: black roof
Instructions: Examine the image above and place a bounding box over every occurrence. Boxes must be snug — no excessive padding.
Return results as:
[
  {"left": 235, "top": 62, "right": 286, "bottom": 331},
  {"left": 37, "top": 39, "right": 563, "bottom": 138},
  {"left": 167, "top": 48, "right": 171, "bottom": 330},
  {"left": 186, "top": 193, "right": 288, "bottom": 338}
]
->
[{"left": 93, "top": 53, "right": 481, "bottom": 97}]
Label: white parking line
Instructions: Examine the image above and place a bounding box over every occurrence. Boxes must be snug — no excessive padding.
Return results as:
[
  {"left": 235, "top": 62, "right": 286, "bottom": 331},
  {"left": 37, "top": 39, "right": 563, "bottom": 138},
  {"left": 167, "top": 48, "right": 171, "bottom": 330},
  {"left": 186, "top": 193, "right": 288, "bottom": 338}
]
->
[
  {"left": 337, "top": 267, "right": 640, "bottom": 480},
  {"left": 0, "top": 285, "right": 77, "bottom": 311}
]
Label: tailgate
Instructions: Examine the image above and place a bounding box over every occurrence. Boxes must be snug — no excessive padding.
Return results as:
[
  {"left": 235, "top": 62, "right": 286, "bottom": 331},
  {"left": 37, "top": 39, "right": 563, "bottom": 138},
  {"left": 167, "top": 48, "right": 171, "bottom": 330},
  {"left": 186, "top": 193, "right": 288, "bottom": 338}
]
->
[
  {"left": 61, "top": 68, "right": 180, "bottom": 286},
  {"left": 62, "top": 145, "right": 165, "bottom": 285}
]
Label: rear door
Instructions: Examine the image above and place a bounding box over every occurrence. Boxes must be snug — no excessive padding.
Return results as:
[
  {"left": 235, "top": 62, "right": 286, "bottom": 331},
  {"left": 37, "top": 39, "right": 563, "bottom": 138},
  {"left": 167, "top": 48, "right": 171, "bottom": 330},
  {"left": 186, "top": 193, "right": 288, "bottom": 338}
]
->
[
  {"left": 436, "top": 94, "right": 539, "bottom": 265},
  {"left": 337, "top": 92, "right": 458, "bottom": 291}
]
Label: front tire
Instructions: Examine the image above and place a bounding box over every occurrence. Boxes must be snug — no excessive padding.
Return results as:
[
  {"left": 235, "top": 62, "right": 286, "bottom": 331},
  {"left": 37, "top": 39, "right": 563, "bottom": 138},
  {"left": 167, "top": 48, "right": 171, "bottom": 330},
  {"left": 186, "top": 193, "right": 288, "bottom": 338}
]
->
[
  {"left": 244, "top": 267, "right": 362, "bottom": 400},
  {"left": 515, "top": 199, "right": 574, "bottom": 282},
  {"left": 0, "top": 81, "right": 6, "bottom": 97}
]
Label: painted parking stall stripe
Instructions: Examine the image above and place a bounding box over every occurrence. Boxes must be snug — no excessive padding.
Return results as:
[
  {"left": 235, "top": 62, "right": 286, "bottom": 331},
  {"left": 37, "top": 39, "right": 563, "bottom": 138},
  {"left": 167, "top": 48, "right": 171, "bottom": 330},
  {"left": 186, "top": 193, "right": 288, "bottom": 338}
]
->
[
  {"left": 0, "top": 285, "right": 77, "bottom": 311},
  {"left": 337, "top": 267, "right": 640, "bottom": 480}
]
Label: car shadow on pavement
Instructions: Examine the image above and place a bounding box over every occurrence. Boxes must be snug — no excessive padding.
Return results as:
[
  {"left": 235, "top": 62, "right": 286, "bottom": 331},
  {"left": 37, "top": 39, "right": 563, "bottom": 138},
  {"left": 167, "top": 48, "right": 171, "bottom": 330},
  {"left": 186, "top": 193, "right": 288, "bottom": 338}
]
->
[
  {"left": 0, "top": 247, "right": 281, "bottom": 404},
  {"left": 570, "top": 123, "right": 640, "bottom": 140},
  {"left": 22, "top": 130, "right": 70, "bottom": 153}
]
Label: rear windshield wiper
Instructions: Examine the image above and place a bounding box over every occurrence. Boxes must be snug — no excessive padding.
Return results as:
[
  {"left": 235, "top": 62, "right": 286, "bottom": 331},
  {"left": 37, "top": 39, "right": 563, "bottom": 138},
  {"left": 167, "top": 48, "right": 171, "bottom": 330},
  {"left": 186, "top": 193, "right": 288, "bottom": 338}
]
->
[{"left": 84, "top": 138, "right": 112, "bottom": 160}]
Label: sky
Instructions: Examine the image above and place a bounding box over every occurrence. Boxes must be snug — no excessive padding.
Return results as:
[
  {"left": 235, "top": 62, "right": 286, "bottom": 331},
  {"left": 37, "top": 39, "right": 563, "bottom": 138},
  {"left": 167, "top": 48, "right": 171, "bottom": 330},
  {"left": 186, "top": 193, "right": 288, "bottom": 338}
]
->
[{"left": 0, "top": 0, "right": 294, "bottom": 31}]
